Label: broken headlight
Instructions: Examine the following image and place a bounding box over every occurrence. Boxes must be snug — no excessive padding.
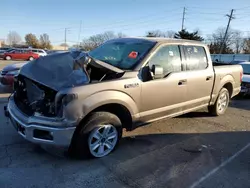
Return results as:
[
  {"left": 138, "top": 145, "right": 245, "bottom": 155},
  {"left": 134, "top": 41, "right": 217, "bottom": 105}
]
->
[{"left": 62, "top": 93, "right": 78, "bottom": 106}]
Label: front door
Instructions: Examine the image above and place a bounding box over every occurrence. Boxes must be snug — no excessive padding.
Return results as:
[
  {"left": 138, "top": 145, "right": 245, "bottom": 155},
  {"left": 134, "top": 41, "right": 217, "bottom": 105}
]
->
[{"left": 140, "top": 44, "right": 187, "bottom": 122}]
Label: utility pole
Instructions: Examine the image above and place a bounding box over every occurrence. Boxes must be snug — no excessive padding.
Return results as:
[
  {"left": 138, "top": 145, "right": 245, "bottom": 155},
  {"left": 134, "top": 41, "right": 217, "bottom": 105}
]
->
[
  {"left": 77, "top": 21, "right": 82, "bottom": 48},
  {"left": 219, "top": 9, "right": 235, "bottom": 54},
  {"left": 181, "top": 7, "right": 186, "bottom": 31},
  {"left": 64, "top": 28, "right": 70, "bottom": 50}
]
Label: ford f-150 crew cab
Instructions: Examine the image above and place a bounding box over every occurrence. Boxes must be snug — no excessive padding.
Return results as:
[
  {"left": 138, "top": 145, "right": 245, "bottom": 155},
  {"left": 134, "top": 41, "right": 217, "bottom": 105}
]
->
[{"left": 5, "top": 37, "right": 243, "bottom": 158}]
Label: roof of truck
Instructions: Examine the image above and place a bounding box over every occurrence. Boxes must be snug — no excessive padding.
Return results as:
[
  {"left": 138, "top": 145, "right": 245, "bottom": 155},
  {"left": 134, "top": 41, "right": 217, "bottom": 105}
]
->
[{"left": 121, "top": 37, "right": 205, "bottom": 45}]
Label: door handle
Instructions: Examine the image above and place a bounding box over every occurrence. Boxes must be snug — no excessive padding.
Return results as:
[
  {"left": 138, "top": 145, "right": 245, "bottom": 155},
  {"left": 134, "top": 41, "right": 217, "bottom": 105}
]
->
[
  {"left": 178, "top": 79, "right": 187, "bottom": 85},
  {"left": 206, "top": 76, "right": 212, "bottom": 81}
]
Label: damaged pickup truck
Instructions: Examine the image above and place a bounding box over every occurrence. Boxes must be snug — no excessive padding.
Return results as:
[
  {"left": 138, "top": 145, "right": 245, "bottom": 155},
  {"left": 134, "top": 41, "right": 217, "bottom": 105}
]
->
[{"left": 5, "top": 38, "right": 243, "bottom": 158}]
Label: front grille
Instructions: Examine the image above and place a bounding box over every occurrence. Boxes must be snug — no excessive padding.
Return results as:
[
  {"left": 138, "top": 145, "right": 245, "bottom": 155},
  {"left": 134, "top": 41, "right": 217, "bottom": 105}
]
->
[{"left": 14, "top": 75, "right": 57, "bottom": 117}]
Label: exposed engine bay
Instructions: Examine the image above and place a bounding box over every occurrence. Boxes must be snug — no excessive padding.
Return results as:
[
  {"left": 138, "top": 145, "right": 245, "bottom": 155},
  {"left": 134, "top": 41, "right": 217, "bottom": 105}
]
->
[{"left": 13, "top": 51, "right": 124, "bottom": 117}]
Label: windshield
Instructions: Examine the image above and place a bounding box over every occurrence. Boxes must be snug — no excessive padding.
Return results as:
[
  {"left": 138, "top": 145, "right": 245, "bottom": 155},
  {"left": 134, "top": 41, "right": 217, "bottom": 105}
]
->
[
  {"left": 88, "top": 38, "right": 156, "bottom": 70},
  {"left": 241, "top": 64, "right": 250, "bottom": 74}
]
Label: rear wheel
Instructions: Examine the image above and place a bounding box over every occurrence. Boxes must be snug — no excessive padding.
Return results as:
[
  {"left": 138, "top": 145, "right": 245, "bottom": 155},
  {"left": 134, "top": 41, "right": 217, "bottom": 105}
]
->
[
  {"left": 208, "top": 88, "right": 230, "bottom": 116},
  {"left": 69, "top": 112, "right": 122, "bottom": 158},
  {"left": 29, "top": 56, "right": 34, "bottom": 61},
  {"left": 5, "top": 56, "right": 11, "bottom": 60}
]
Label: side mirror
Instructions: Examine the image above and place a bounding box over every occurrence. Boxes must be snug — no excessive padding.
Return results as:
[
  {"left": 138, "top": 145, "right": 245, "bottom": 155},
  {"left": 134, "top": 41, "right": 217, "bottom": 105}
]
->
[{"left": 152, "top": 64, "right": 163, "bottom": 79}]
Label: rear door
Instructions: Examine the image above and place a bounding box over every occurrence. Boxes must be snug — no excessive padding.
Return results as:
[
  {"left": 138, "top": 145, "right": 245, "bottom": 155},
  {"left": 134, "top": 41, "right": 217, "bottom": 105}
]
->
[{"left": 182, "top": 45, "right": 214, "bottom": 110}]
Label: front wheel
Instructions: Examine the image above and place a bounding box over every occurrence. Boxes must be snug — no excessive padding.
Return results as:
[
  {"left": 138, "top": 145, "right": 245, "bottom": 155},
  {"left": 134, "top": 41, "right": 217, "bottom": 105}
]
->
[
  {"left": 70, "top": 112, "right": 122, "bottom": 158},
  {"left": 29, "top": 56, "right": 34, "bottom": 61},
  {"left": 208, "top": 88, "right": 230, "bottom": 116}
]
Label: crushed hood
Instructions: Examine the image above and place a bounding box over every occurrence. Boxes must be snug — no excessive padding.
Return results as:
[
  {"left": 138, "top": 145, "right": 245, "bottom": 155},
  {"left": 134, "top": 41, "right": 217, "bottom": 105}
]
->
[
  {"left": 20, "top": 52, "right": 90, "bottom": 91},
  {"left": 19, "top": 51, "right": 123, "bottom": 91}
]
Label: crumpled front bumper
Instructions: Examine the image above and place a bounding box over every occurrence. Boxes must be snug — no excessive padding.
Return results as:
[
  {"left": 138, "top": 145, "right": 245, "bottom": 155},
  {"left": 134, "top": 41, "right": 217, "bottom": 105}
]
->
[
  {"left": 5, "top": 95, "right": 76, "bottom": 147},
  {"left": 0, "top": 75, "right": 14, "bottom": 85}
]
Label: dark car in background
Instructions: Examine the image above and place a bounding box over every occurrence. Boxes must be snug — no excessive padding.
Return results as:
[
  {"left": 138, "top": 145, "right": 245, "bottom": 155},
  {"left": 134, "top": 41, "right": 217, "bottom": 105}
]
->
[
  {"left": 0, "top": 62, "right": 27, "bottom": 86},
  {"left": 3, "top": 49, "right": 39, "bottom": 61}
]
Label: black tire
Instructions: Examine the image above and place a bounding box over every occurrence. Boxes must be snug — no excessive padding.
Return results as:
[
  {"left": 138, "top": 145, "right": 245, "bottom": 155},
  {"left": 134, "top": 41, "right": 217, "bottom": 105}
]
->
[
  {"left": 69, "top": 112, "right": 122, "bottom": 159},
  {"left": 208, "top": 88, "right": 230, "bottom": 116}
]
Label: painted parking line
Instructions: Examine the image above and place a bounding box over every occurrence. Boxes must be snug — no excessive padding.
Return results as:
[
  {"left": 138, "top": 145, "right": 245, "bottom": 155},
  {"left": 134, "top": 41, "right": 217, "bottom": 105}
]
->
[{"left": 189, "top": 142, "right": 250, "bottom": 188}]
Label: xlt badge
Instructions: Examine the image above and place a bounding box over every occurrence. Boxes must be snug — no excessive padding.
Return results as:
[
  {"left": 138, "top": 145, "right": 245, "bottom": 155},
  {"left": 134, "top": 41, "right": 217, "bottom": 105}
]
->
[{"left": 124, "top": 83, "right": 139, "bottom": 89}]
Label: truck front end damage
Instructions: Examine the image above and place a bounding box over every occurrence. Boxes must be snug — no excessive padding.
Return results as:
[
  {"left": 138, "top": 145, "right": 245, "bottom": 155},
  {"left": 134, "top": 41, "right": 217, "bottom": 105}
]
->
[
  {"left": 5, "top": 50, "right": 124, "bottom": 147},
  {"left": 5, "top": 52, "right": 90, "bottom": 147}
]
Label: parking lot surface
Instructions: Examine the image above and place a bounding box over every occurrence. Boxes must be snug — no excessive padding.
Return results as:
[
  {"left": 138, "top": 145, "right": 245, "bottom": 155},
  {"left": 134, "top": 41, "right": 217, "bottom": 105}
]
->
[
  {"left": 0, "top": 60, "right": 23, "bottom": 70},
  {"left": 0, "top": 59, "right": 250, "bottom": 188}
]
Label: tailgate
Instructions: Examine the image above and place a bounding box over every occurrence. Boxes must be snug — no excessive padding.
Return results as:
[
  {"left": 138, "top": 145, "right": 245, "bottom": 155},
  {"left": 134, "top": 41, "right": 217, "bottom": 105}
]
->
[{"left": 213, "top": 65, "right": 243, "bottom": 97}]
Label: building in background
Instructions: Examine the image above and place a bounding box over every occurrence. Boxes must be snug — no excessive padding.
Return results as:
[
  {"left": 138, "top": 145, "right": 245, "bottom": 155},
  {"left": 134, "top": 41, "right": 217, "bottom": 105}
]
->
[
  {"left": 0, "top": 39, "right": 5, "bottom": 47},
  {"left": 52, "top": 45, "right": 68, "bottom": 50}
]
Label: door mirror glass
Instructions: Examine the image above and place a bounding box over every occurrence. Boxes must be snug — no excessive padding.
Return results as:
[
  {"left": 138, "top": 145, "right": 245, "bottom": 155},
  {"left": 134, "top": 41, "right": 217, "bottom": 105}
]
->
[{"left": 152, "top": 64, "right": 163, "bottom": 79}]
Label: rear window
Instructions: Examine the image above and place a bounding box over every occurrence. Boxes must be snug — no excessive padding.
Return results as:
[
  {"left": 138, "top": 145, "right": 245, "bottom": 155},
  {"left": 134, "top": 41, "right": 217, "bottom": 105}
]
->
[
  {"left": 89, "top": 39, "right": 156, "bottom": 70},
  {"left": 183, "top": 45, "right": 208, "bottom": 70}
]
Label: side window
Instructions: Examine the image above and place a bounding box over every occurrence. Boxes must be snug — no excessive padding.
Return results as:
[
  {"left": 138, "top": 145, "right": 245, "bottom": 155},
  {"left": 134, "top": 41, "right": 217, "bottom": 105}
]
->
[
  {"left": 184, "top": 45, "right": 208, "bottom": 70},
  {"left": 149, "top": 45, "right": 182, "bottom": 76}
]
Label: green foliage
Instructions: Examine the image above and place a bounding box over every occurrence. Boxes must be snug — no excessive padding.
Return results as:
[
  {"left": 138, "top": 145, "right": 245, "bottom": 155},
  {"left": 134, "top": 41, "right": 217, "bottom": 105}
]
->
[
  {"left": 25, "top": 33, "right": 40, "bottom": 48},
  {"left": 174, "top": 29, "right": 204, "bottom": 41},
  {"left": 39, "top": 33, "right": 52, "bottom": 49},
  {"left": 208, "top": 42, "right": 233, "bottom": 54},
  {"left": 24, "top": 33, "right": 52, "bottom": 49}
]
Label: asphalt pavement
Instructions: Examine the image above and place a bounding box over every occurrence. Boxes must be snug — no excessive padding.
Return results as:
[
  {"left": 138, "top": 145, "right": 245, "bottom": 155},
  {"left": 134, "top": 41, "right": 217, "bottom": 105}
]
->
[{"left": 0, "top": 60, "right": 250, "bottom": 188}]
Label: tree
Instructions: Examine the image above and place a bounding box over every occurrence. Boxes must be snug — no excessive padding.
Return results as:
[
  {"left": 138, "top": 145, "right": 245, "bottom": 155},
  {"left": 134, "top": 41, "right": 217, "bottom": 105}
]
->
[
  {"left": 80, "top": 31, "right": 119, "bottom": 51},
  {"left": 208, "top": 42, "right": 233, "bottom": 54},
  {"left": 210, "top": 27, "right": 245, "bottom": 54},
  {"left": 117, "top": 32, "right": 126, "bottom": 38},
  {"left": 25, "top": 33, "right": 40, "bottom": 48},
  {"left": 39, "top": 33, "right": 52, "bottom": 49},
  {"left": 243, "top": 38, "right": 250, "bottom": 54},
  {"left": 233, "top": 30, "right": 244, "bottom": 53},
  {"left": 146, "top": 30, "right": 166, "bottom": 37},
  {"left": 174, "top": 29, "right": 204, "bottom": 41},
  {"left": 7, "top": 31, "right": 22, "bottom": 45},
  {"left": 166, "top": 30, "right": 175, "bottom": 38}
]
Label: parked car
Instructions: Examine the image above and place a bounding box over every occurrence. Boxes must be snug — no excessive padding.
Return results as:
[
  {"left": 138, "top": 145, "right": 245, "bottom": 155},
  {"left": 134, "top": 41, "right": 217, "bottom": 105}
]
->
[
  {"left": 0, "top": 47, "right": 13, "bottom": 52},
  {"left": 239, "top": 62, "right": 250, "bottom": 95},
  {"left": 3, "top": 49, "right": 39, "bottom": 61},
  {"left": 5, "top": 38, "right": 243, "bottom": 158},
  {"left": 31, "top": 49, "right": 47, "bottom": 56},
  {"left": 0, "top": 62, "right": 27, "bottom": 86},
  {"left": 231, "top": 60, "right": 247, "bottom": 64},
  {"left": 0, "top": 48, "right": 14, "bottom": 58}
]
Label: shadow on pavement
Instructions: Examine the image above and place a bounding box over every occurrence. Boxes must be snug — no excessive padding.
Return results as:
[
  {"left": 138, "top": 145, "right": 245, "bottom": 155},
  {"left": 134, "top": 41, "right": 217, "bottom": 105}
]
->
[{"left": 2, "top": 128, "right": 250, "bottom": 187}]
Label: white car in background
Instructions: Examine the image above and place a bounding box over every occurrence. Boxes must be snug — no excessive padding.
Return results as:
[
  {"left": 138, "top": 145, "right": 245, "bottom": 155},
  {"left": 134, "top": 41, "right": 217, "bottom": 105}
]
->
[
  {"left": 31, "top": 49, "right": 47, "bottom": 56},
  {"left": 239, "top": 62, "right": 250, "bottom": 95}
]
